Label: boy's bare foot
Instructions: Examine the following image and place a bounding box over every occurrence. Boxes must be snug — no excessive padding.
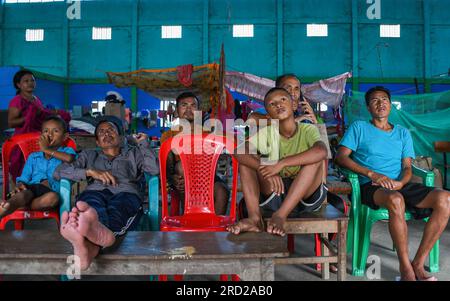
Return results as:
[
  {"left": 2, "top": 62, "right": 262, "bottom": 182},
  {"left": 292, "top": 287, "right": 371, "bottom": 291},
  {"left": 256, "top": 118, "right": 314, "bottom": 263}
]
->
[
  {"left": 75, "top": 201, "right": 115, "bottom": 248},
  {"left": 266, "top": 214, "right": 286, "bottom": 237},
  {"left": 399, "top": 264, "right": 417, "bottom": 281},
  {"left": 226, "top": 217, "right": 264, "bottom": 235},
  {"left": 412, "top": 261, "right": 438, "bottom": 281},
  {"left": 60, "top": 212, "right": 97, "bottom": 271}
]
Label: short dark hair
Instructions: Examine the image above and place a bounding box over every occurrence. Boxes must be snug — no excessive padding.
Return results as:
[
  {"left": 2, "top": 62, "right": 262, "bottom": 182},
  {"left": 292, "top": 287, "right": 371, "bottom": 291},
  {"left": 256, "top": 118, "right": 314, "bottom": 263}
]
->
[
  {"left": 42, "top": 115, "right": 68, "bottom": 133},
  {"left": 365, "top": 86, "right": 391, "bottom": 106},
  {"left": 176, "top": 92, "right": 199, "bottom": 108},
  {"left": 275, "top": 74, "right": 300, "bottom": 87},
  {"left": 13, "top": 69, "right": 34, "bottom": 95},
  {"left": 264, "top": 87, "right": 291, "bottom": 107}
]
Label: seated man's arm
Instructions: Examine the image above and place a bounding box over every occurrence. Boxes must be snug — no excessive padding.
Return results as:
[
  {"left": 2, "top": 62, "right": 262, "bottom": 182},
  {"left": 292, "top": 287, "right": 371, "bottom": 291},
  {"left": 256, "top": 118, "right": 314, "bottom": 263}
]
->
[
  {"left": 53, "top": 150, "right": 90, "bottom": 182},
  {"left": 134, "top": 133, "right": 159, "bottom": 176},
  {"left": 397, "top": 157, "right": 413, "bottom": 188},
  {"left": 335, "top": 146, "right": 399, "bottom": 190},
  {"left": 335, "top": 146, "right": 372, "bottom": 178}
]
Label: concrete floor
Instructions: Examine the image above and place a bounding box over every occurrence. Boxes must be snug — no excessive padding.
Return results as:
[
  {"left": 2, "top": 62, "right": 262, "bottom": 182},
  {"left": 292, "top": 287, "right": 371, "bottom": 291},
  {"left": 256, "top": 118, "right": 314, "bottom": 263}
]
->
[{"left": 2, "top": 217, "right": 449, "bottom": 281}]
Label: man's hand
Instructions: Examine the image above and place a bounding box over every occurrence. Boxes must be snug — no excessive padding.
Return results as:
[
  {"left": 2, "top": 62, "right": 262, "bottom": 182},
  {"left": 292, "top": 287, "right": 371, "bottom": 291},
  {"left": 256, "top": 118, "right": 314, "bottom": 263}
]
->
[
  {"left": 295, "top": 114, "right": 316, "bottom": 124},
  {"left": 265, "top": 175, "right": 285, "bottom": 195},
  {"left": 369, "top": 171, "right": 397, "bottom": 190},
  {"left": 259, "top": 161, "right": 284, "bottom": 179},
  {"left": 132, "top": 133, "right": 149, "bottom": 144},
  {"left": 39, "top": 134, "right": 51, "bottom": 152},
  {"left": 86, "top": 169, "right": 117, "bottom": 186},
  {"left": 40, "top": 180, "right": 50, "bottom": 188},
  {"left": 299, "top": 101, "right": 318, "bottom": 124}
]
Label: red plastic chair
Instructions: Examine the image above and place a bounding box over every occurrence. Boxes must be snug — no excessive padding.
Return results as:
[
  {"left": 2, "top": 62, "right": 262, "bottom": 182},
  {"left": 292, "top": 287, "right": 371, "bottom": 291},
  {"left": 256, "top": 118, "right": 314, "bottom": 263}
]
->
[
  {"left": 159, "top": 133, "right": 238, "bottom": 231},
  {"left": 1, "top": 132, "right": 77, "bottom": 230},
  {"left": 158, "top": 133, "right": 239, "bottom": 281}
]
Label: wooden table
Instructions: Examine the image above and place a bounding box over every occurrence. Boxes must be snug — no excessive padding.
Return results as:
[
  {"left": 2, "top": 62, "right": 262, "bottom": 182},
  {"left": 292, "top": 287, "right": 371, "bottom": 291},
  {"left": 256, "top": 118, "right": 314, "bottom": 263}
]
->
[
  {"left": 0, "top": 231, "right": 288, "bottom": 281},
  {"left": 271, "top": 204, "right": 349, "bottom": 281}
]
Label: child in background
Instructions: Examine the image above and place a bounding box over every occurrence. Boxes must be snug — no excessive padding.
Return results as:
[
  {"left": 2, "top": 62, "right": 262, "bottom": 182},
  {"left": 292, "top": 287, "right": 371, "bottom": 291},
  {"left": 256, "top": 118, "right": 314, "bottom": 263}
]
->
[{"left": 0, "top": 116, "right": 76, "bottom": 218}]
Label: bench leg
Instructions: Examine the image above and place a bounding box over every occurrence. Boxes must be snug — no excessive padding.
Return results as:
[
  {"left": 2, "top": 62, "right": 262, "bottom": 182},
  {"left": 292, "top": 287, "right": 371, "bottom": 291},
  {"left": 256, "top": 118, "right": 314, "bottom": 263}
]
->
[
  {"left": 321, "top": 233, "right": 330, "bottom": 280},
  {"left": 338, "top": 220, "right": 348, "bottom": 281}
]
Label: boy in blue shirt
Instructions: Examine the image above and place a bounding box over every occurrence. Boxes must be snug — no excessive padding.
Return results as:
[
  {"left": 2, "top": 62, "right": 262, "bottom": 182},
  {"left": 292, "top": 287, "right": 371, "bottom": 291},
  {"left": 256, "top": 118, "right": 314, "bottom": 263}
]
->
[
  {"left": 0, "top": 116, "right": 76, "bottom": 218},
  {"left": 336, "top": 86, "right": 449, "bottom": 281}
]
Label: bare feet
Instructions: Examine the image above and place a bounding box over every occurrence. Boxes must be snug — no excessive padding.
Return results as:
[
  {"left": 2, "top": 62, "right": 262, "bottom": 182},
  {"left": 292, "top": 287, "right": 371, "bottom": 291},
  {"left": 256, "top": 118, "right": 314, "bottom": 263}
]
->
[
  {"left": 75, "top": 201, "right": 115, "bottom": 248},
  {"left": 412, "top": 261, "right": 438, "bottom": 281},
  {"left": 399, "top": 264, "right": 416, "bottom": 281},
  {"left": 60, "top": 211, "right": 99, "bottom": 271},
  {"left": 226, "top": 217, "right": 264, "bottom": 235},
  {"left": 266, "top": 214, "right": 286, "bottom": 237}
]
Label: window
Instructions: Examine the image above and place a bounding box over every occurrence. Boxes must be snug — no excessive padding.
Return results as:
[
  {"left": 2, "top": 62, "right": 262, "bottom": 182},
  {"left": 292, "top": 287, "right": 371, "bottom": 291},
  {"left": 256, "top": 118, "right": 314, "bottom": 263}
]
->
[
  {"left": 92, "top": 27, "right": 112, "bottom": 40},
  {"left": 25, "top": 29, "right": 44, "bottom": 42},
  {"left": 380, "top": 24, "right": 400, "bottom": 38},
  {"left": 233, "top": 25, "right": 254, "bottom": 38},
  {"left": 160, "top": 101, "right": 175, "bottom": 127},
  {"left": 319, "top": 103, "right": 328, "bottom": 111},
  {"left": 161, "top": 26, "right": 182, "bottom": 39},
  {"left": 392, "top": 101, "right": 402, "bottom": 110},
  {"left": 307, "top": 24, "right": 328, "bottom": 37}
]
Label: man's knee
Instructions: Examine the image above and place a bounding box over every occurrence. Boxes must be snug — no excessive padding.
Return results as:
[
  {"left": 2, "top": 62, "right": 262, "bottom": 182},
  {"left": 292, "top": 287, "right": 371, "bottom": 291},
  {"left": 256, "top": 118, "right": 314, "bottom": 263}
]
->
[
  {"left": 432, "top": 191, "right": 450, "bottom": 216},
  {"left": 386, "top": 193, "right": 405, "bottom": 215}
]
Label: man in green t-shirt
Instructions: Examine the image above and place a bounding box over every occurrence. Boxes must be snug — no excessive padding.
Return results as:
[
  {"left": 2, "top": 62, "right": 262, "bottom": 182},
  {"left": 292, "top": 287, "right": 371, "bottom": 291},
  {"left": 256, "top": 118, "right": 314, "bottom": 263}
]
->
[{"left": 227, "top": 87, "right": 328, "bottom": 237}]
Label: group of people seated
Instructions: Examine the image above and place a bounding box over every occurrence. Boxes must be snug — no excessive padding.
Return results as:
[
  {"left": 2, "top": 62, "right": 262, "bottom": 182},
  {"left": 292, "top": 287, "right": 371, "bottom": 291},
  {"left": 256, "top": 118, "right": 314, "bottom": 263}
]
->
[{"left": 1, "top": 70, "right": 449, "bottom": 281}]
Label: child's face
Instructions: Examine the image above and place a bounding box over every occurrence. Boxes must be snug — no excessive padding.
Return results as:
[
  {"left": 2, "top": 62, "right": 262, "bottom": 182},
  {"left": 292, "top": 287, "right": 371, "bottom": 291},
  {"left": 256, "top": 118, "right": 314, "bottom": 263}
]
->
[
  {"left": 42, "top": 120, "right": 67, "bottom": 148},
  {"left": 265, "top": 90, "right": 294, "bottom": 121},
  {"left": 17, "top": 74, "right": 36, "bottom": 93}
]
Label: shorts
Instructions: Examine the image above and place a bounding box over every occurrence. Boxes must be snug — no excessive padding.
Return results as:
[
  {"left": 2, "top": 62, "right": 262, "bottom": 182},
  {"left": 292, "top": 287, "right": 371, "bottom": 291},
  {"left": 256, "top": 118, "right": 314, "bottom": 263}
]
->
[
  {"left": 259, "top": 179, "right": 327, "bottom": 217},
  {"left": 77, "top": 189, "right": 143, "bottom": 236},
  {"left": 360, "top": 182, "right": 434, "bottom": 219},
  {"left": 25, "top": 183, "right": 54, "bottom": 198}
]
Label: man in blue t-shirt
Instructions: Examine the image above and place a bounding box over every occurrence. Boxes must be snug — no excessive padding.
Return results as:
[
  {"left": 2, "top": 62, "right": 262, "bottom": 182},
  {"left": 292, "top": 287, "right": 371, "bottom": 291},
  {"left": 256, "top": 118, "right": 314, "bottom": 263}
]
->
[{"left": 336, "top": 86, "right": 449, "bottom": 281}]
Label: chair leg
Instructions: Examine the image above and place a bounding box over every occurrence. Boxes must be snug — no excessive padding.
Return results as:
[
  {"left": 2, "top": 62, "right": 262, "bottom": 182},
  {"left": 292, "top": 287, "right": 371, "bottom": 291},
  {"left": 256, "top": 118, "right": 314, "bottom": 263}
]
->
[
  {"left": 287, "top": 234, "right": 295, "bottom": 253},
  {"left": 158, "top": 275, "right": 168, "bottom": 281},
  {"left": 314, "top": 234, "right": 322, "bottom": 271},
  {"left": 354, "top": 210, "right": 374, "bottom": 277},
  {"left": 14, "top": 220, "right": 24, "bottom": 230},
  {"left": 429, "top": 240, "right": 440, "bottom": 273}
]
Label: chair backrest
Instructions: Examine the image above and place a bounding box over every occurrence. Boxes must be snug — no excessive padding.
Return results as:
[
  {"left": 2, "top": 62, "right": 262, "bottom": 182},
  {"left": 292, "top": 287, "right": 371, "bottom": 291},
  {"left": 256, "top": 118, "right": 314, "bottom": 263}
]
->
[
  {"left": 159, "top": 133, "right": 238, "bottom": 220},
  {"left": 2, "top": 132, "right": 77, "bottom": 199}
]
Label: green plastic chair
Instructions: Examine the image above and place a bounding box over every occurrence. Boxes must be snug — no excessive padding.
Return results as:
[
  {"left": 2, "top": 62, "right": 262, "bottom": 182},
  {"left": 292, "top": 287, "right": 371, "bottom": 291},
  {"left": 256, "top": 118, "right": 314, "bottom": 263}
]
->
[
  {"left": 342, "top": 165, "right": 439, "bottom": 276},
  {"left": 59, "top": 174, "right": 160, "bottom": 231}
]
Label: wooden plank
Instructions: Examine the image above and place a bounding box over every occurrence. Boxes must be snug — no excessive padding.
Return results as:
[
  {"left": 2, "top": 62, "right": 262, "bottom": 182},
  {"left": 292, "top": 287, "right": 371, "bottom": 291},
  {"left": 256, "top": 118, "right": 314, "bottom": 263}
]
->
[
  {"left": 0, "top": 231, "right": 289, "bottom": 260},
  {"left": 284, "top": 220, "right": 338, "bottom": 234},
  {"left": 274, "top": 256, "right": 338, "bottom": 265}
]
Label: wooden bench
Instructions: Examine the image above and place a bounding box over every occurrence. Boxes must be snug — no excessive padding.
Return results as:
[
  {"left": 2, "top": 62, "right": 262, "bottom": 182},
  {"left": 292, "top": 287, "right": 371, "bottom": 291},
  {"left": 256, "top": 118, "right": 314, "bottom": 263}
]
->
[
  {"left": 270, "top": 204, "right": 349, "bottom": 281},
  {"left": 0, "top": 231, "right": 288, "bottom": 281}
]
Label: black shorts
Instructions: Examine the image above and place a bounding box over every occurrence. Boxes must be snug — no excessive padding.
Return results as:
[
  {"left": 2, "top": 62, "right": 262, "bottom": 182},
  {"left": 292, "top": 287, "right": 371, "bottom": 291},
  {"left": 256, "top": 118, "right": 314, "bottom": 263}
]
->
[
  {"left": 259, "top": 179, "right": 327, "bottom": 218},
  {"left": 24, "top": 184, "right": 53, "bottom": 198},
  {"left": 360, "top": 182, "right": 434, "bottom": 219}
]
